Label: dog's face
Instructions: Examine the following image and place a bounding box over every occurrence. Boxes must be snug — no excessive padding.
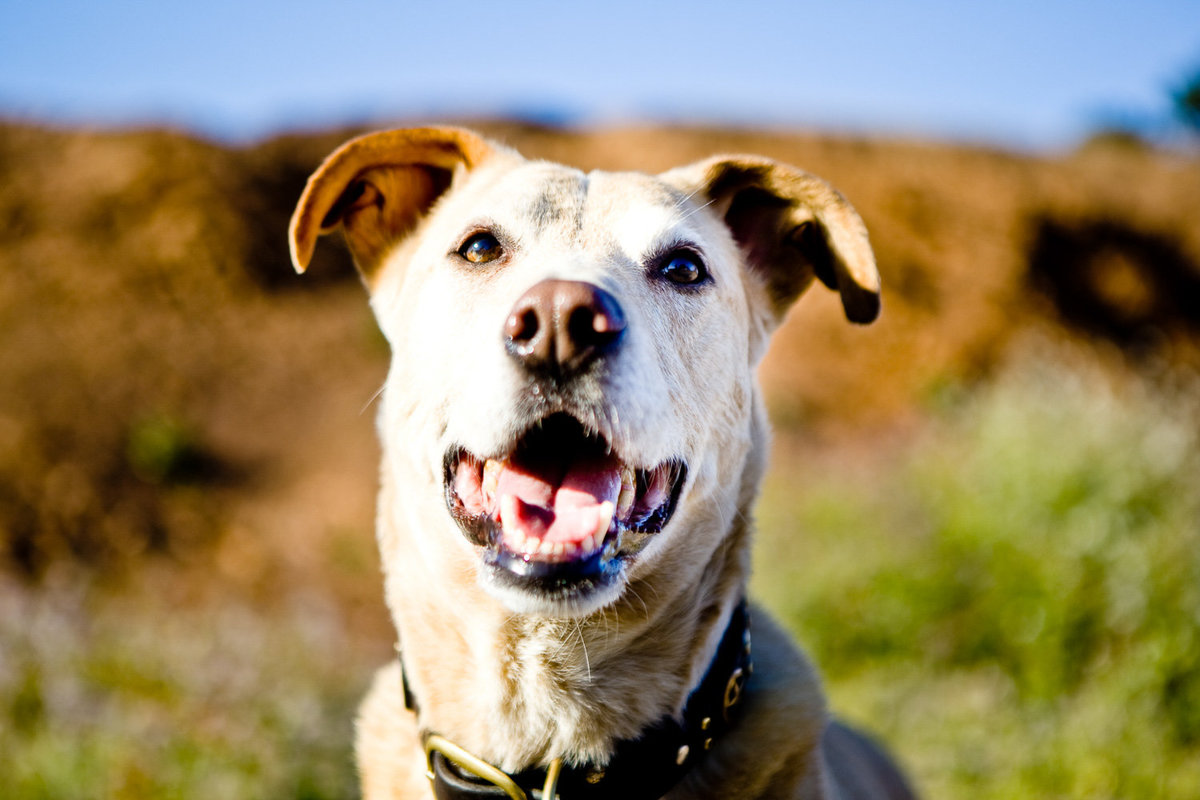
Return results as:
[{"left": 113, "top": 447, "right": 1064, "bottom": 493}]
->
[{"left": 290, "top": 128, "right": 878, "bottom": 617}]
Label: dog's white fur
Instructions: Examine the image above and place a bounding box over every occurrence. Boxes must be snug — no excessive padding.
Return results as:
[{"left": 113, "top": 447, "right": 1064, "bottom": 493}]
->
[{"left": 289, "top": 128, "right": 913, "bottom": 799}]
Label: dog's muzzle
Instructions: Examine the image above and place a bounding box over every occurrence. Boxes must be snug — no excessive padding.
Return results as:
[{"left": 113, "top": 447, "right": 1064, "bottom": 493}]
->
[
  {"left": 442, "top": 279, "right": 687, "bottom": 603},
  {"left": 444, "top": 414, "right": 687, "bottom": 599}
]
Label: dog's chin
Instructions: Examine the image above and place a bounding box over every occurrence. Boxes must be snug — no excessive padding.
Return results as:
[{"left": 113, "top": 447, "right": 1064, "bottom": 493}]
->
[
  {"left": 479, "top": 551, "right": 627, "bottom": 617},
  {"left": 443, "top": 413, "right": 686, "bottom": 617}
]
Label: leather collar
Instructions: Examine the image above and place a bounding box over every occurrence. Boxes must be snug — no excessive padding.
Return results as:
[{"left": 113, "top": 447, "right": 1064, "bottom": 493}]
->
[{"left": 403, "top": 599, "right": 752, "bottom": 800}]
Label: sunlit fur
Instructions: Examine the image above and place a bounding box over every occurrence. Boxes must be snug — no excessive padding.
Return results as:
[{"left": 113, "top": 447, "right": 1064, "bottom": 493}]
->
[{"left": 289, "top": 128, "right": 912, "bottom": 799}]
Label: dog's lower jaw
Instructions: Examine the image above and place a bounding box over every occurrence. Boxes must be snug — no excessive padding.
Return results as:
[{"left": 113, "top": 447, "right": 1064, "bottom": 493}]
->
[{"left": 479, "top": 554, "right": 627, "bottom": 617}]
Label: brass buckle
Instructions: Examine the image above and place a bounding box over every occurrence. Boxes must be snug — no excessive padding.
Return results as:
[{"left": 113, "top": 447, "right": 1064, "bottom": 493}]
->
[
  {"left": 424, "top": 734, "right": 563, "bottom": 800},
  {"left": 541, "top": 757, "right": 563, "bottom": 799},
  {"left": 722, "top": 667, "right": 746, "bottom": 722},
  {"left": 425, "top": 735, "right": 528, "bottom": 800}
]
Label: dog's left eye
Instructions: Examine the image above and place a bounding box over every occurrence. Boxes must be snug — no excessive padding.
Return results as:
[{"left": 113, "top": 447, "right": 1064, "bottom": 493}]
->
[
  {"left": 658, "top": 250, "right": 708, "bottom": 286},
  {"left": 459, "top": 232, "right": 503, "bottom": 264}
]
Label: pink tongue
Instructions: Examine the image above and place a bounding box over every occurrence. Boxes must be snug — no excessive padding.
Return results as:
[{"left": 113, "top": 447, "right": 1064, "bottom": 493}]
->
[{"left": 495, "top": 452, "right": 620, "bottom": 547}]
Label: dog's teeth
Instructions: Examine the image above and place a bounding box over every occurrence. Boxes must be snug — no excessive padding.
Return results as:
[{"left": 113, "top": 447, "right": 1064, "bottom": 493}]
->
[
  {"left": 599, "top": 500, "right": 615, "bottom": 531},
  {"left": 578, "top": 501, "right": 614, "bottom": 555},
  {"left": 499, "top": 494, "right": 526, "bottom": 549},
  {"left": 482, "top": 459, "right": 502, "bottom": 504},
  {"left": 617, "top": 467, "right": 636, "bottom": 519},
  {"left": 595, "top": 501, "right": 615, "bottom": 543},
  {"left": 499, "top": 493, "right": 518, "bottom": 524}
]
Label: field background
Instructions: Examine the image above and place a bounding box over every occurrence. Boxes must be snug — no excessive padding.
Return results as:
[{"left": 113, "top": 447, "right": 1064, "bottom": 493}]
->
[{"left": 2, "top": 120, "right": 1199, "bottom": 799}]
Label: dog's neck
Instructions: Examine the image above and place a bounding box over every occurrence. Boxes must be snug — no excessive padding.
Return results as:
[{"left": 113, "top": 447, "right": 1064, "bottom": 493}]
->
[{"left": 383, "top": 481, "right": 752, "bottom": 774}]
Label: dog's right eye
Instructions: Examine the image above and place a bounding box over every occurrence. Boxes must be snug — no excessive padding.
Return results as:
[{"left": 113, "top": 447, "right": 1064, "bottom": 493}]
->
[
  {"left": 459, "top": 232, "right": 503, "bottom": 264},
  {"left": 657, "top": 248, "right": 709, "bottom": 287}
]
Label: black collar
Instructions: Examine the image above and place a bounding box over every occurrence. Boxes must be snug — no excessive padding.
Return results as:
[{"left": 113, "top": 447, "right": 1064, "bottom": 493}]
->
[{"left": 403, "top": 600, "right": 752, "bottom": 800}]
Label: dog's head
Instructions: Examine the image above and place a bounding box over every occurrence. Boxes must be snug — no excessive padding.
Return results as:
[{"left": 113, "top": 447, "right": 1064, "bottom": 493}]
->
[{"left": 290, "top": 128, "right": 878, "bottom": 617}]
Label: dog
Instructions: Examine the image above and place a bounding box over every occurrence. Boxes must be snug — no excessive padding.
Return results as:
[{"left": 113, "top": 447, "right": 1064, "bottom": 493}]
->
[{"left": 288, "top": 127, "right": 915, "bottom": 799}]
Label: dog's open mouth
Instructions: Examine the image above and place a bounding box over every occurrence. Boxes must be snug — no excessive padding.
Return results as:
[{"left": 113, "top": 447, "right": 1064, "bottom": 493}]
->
[{"left": 445, "top": 414, "right": 686, "bottom": 593}]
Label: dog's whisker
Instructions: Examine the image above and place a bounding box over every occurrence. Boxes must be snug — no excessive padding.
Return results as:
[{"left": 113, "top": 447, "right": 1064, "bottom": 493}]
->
[
  {"left": 675, "top": 196, "right": 717, "bottom": 224},
  {"left": 598, "top": 606, "right": 614, "bottom": 645},
  {"left": 640, "top": 580, "right": 662, "bottom": 607},
  {"left": 574, "top": 619, "right": 592, "bottom": 683},
  {"left": 359, "top": 381, "right": 386, "bottom": 416},
  {"left": 671, "top": 185, "right": 704, "bottom": 212},
  {"left": 625, "top": 584, "right": 651, "bottom": 621}
]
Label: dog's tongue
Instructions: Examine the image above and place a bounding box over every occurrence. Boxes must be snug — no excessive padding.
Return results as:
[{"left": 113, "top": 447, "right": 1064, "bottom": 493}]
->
[{"left": 495, "top": 450, "right": 620, "bottom": 554}]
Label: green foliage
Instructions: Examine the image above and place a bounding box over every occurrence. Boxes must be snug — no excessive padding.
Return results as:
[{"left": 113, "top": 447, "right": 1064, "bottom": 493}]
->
[
  {"left": 1173, "top": 64, "right": 1200, "bottom": 135},
  {"left": 124, "top": 414, "right": 209, "bottom": 486},
  {"left": 4, "top": 347, "right": 1198, "bottom": 798},
  {"left": 754, "top": 350, "right": 1200, "bottom": 799},
  {"left": 0, "top": 573, "right": 368, "bottom": 800}
]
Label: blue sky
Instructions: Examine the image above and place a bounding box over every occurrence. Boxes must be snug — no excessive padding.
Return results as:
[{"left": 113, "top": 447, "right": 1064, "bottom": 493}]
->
[{"left": 1, "top": 0, "right": 1197, "bottom": 148}]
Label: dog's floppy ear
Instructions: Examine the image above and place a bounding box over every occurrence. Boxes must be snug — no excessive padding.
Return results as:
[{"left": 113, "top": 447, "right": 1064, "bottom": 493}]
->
[
  {"left": 663, "top": 156, "right": 880, "bottom": 324},
  {"left": 288, "top": 127, "right": 497, "bottom": 277}
]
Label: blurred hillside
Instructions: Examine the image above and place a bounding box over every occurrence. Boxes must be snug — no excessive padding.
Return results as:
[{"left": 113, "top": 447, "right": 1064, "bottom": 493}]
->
[
  {"left": 3, "top": 120, "right": 1197, "bottom": 580},
  {"left": 2, "top": 121, "right": 1199, "bottom": 798}
]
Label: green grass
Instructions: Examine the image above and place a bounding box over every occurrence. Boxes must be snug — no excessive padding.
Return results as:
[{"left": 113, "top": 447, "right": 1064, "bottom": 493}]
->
[
  {"left": 754, "top": 348, "right": 1200, "bottom": 799},
  {"left": 0, "top": 571, "right": 370, "bottom": 800},
  {"left": 3, "top": 346, "right": 1198, "bottom": 799}
]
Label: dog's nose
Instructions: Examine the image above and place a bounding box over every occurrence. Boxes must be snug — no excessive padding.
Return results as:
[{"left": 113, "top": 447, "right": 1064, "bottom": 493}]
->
[{"left": 504, "top": 279, "right": 626, "bottom": 378}]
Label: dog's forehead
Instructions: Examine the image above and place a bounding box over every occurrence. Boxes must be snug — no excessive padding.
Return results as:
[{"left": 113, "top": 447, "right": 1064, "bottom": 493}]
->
[
  {"left": 474, "top": 161, "right": 695, "bottom": 243},
  {"left": 476, "top": 162, "right": 586, "bottom": 229}
]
